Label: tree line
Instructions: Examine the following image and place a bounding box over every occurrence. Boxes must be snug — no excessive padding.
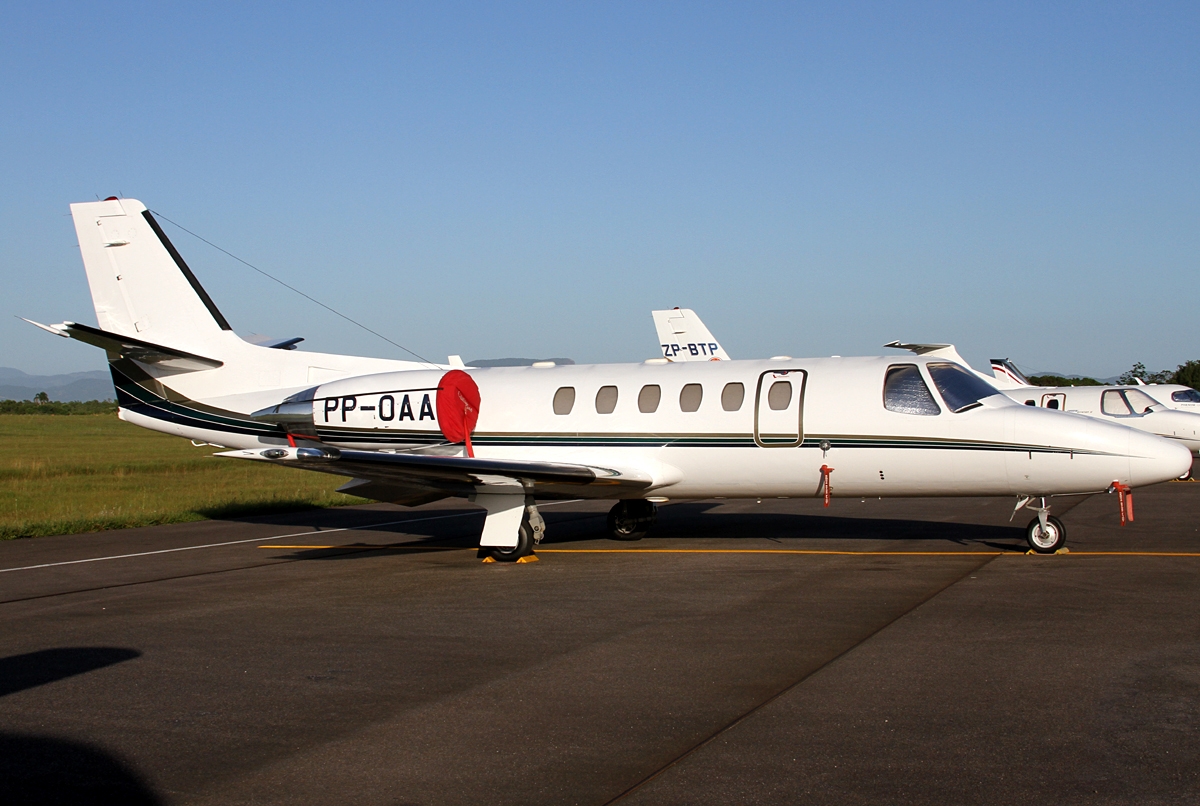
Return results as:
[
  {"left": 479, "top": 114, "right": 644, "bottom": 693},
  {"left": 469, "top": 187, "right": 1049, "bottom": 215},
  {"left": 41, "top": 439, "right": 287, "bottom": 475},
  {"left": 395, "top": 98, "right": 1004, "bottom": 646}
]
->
[
  {"left": 0, "top": 399, "right": 118, "bottom": 415},
  {"left": 1028, "top": 360, "right": 1200, "bottom": 389}
]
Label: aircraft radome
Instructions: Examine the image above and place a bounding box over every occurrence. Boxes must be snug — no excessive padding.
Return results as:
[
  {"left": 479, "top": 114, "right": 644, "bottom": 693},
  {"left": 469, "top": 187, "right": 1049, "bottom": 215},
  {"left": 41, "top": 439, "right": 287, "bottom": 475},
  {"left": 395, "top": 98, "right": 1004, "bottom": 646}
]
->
[{"left": 26, "top": 198, "right": 1193, "bottom": 560}]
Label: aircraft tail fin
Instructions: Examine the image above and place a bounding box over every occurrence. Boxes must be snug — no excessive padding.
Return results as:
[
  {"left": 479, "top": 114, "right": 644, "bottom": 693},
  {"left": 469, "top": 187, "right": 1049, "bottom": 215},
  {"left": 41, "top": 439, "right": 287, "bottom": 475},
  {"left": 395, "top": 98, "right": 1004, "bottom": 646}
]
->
[
  {"left": 652, "top": 308, "right": 731, "bottom": 361},
  {"left": 70, "top": 198, "right": 233, "bottom": 359},
  {"left": 990, "top": 358, "right": 1032, "bottom": 387}
]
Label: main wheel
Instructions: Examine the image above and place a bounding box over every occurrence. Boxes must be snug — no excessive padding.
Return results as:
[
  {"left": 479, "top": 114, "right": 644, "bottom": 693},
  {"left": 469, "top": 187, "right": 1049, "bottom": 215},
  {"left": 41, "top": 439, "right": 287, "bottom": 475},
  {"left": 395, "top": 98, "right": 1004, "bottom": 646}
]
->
[
  {"left": 1026, "top": 515, "right": 1066, "bottom": 554},
  {"left": 489, "top": 520, "right": 535, "bottom": 562},
  {"left": 607, "top": 500, "right": 656, "bottom": 541}
]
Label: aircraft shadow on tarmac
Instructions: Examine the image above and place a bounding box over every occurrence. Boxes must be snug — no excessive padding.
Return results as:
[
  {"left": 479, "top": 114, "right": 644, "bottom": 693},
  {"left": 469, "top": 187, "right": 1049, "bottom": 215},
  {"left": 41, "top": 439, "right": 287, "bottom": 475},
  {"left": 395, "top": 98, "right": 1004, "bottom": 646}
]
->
[
  {"left": 639, "top": 503, "right": 1029, "bottom": 551},
  {"left": 0, "top": 649, "right": 159, "bottom": 804},
  {"left": 268, "top": 503, "right": 1027, "bottom": 560},
  {"left": 0, "top": 732, "right": 163, "bottom": 806},
  {"left": 0, "top": 647, "right": 141, "bottom": 699},
  {"left": 213, "top": 506, "right": 482, "bottom": 533}
]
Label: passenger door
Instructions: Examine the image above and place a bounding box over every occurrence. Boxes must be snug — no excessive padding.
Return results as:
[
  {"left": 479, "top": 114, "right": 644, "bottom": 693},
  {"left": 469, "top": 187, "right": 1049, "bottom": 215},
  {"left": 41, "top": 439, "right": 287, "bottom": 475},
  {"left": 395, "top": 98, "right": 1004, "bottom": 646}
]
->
[{"left": 754, "top": 369, "right": 807, "bottom": 447}]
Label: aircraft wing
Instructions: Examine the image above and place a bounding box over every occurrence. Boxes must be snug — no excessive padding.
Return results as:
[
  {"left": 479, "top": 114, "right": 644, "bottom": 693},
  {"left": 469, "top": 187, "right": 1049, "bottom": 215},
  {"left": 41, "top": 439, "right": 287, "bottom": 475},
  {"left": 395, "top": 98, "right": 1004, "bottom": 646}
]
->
[{"left": 216, "top": 447, "right": 658, "bottom": 505}]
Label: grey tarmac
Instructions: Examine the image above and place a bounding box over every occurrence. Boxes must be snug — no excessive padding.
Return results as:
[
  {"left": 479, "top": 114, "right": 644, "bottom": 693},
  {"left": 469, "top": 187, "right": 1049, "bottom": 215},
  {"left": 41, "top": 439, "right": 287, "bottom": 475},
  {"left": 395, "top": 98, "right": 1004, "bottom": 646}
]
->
[{"left": 1, "top": 483, "right": 1199, "bottom": 805}]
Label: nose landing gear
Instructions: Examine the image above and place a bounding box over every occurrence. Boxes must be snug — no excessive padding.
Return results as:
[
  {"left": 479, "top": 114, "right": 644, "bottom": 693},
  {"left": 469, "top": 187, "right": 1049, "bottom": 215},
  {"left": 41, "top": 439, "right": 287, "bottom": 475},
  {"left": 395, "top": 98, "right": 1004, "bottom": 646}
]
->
[
  {"left": 1025, "top": 514, "right": 1066, "bottom": 553},
  {"left": 1015, "top": 495, "right": 1068, "bottom": 554}
]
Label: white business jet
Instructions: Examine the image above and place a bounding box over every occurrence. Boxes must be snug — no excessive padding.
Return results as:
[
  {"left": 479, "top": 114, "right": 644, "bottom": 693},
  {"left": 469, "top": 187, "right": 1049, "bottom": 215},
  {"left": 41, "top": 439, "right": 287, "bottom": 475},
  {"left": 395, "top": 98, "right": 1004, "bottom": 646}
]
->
[
  {"left": 989, "top": 358, "right": 1200, "bottom": 419},
  {"left": 26, "top": 199, "right": 1191, "bottom": 561}
]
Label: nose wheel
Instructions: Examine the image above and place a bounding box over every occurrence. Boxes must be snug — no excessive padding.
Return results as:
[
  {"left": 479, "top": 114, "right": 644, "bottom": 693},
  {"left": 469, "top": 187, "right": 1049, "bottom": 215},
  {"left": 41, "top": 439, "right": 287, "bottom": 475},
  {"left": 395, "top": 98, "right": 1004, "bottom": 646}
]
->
[{"left": 1026, "top": 515, "right": 1066, "bottom": 553}]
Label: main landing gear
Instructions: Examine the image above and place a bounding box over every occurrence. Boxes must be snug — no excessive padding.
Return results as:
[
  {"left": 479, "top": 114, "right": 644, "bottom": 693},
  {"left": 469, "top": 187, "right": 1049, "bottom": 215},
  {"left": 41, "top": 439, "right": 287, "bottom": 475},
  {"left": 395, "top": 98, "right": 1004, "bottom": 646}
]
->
[
  {"left": 477, "top": 495, "right": 545, "bottom": 562},
  {"left": 488, "top": 516, "right": 537, "bottom": 561},
  {"left": 607, "top": 500, "right": 657, "bottom": 541}
]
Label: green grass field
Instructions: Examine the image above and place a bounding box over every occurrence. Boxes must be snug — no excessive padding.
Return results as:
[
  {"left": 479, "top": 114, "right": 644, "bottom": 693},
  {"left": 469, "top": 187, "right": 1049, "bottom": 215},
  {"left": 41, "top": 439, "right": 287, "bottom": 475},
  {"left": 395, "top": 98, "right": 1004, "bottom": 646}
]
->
[{"left": 0, "top": 414, "right": 365, "bottom": 540}]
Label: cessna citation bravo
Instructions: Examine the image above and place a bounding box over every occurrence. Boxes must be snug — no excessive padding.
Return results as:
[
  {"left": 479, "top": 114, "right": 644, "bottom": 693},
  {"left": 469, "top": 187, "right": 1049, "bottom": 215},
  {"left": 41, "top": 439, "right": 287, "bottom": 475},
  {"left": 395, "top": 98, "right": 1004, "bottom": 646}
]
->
[{"left": 27, "top": 199, "right": 1192, "bottom": 560}]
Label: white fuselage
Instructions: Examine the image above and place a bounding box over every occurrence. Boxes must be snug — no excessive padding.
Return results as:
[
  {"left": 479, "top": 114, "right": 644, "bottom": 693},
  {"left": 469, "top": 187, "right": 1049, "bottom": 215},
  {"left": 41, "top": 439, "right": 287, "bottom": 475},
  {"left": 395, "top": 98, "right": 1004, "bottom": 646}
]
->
[{"left": 122, "top": 355, "right": 1193, "bottom": 500}]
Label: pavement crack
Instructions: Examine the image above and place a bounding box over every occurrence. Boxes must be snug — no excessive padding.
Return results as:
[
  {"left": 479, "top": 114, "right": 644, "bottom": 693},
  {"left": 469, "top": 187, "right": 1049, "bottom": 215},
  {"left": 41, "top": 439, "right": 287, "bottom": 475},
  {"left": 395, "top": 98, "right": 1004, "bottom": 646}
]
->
[{"left": 601, "top": 551, "right": 1000, "bottom": 805}]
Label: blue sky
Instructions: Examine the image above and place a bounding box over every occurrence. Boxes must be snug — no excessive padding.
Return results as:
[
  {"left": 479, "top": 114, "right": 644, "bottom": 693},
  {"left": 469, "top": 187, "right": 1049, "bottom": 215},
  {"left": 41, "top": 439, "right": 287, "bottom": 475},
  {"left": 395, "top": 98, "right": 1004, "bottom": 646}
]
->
[{"left": 2, "top": 2, "right": 1197, "bottom": 377}]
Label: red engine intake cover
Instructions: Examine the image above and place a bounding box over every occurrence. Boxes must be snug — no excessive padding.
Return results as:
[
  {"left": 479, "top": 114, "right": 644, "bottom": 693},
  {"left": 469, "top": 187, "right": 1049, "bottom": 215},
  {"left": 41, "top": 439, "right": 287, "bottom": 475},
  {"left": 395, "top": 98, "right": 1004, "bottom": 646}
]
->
[{"left": 436, "top": 370, "right": 481, "bottom": 456}]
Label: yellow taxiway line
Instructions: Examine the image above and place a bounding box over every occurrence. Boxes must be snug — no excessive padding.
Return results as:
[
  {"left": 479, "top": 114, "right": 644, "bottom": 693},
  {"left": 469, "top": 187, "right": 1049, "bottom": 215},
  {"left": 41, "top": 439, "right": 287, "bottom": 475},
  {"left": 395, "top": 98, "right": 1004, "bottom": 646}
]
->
[
  {"left": 260, "top": 545, "right": 454, "bottom": 550},
  {"left": 257, "top": 546, "right": 1200, "bottom": 557}
]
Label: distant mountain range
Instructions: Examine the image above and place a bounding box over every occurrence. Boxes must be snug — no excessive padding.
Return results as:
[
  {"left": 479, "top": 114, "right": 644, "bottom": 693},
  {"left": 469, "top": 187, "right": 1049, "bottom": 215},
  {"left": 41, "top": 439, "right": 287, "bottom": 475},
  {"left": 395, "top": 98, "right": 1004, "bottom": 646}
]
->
[
  {"left": 0, "top": 359, "right": 580, "bottom": 402},
  {"left": 467, "top": 358, "right": 575, "bottom": 367},
  {"left": 0, "top": 367, "right": 114, "bottom": 402}
]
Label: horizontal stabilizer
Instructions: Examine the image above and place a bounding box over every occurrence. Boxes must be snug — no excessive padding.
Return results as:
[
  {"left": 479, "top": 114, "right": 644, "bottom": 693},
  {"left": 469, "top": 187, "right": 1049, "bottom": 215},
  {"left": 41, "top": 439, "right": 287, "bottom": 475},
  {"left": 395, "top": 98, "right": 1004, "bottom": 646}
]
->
[
  {"left": 883, "top": 341, "right": 959, "bottom": 358},
  {"left": 243, "top": 334, "right": 305, "bottom": 350},
  {"left": 22, "top": 319, "right": 223, "bottom": 371}
]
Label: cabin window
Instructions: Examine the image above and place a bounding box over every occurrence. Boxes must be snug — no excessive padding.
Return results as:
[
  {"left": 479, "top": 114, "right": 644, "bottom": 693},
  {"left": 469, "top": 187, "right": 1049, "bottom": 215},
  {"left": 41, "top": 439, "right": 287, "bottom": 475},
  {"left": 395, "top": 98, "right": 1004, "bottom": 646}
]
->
[
  {"left": 1024, "top": 400, "right": 1036, "bottom": 406},
  {"left": 927, "top": 362, "right": 997, "bottom": 413},
  {"left": 767, "top": 381, "right": 792, "bottom": 411},
  {"left": 595, "top": 385, "right": 618, "bottom": 414},
  {"left": 721, "top": 382, "right": 745, "bottom": 411},
  {"left": 679, "top": 383, "right": 703, "bottom": 412},
  {"left": 883, "top": 364, "right": 941, "bottom": 415},
  {"left": 638, "top": 384, "right": 661, "bottom": 413},
  {"left": 1046, "top": 399, "right": 1059, "bottom": 409},
  {"left": 1172, "top": 389, "right": 1200, "bottom": 403},
  {"left": 1123, "top": 389, "right": 1159, "bottom": 414},
  {"left": 553, "top": 386, "right": 576, "bottom": 415},
  {"left": 1102, "top": 390, "right": 1132, "bottom": 416}
]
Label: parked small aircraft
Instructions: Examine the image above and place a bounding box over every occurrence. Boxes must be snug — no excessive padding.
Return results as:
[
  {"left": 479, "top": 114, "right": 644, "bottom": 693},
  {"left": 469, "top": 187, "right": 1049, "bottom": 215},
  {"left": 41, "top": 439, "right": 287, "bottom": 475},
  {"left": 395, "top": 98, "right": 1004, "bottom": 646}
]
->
[
  {"left": 987, "top": 359, "right": 1200, "bottom": 419},
  {"left": 876, "top": 350, "right": 1200, "bottom": 459},
  {"left": 27, "top": 199, "right": 1192, "bottom": 559}
]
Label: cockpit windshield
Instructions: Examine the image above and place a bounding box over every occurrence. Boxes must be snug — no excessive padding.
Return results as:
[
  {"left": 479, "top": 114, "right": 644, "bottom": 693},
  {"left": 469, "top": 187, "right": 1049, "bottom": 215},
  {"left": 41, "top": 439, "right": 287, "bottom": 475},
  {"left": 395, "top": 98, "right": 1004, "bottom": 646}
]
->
[
  {"left": 926, "top": 363, "right": 999, "bottom": 413},
  {"left": 1172, "top": 389, "right": 1200, "bottom": 403},
  {"left": 1123, "top": 389, "right": 1161, "bottom": 414}
]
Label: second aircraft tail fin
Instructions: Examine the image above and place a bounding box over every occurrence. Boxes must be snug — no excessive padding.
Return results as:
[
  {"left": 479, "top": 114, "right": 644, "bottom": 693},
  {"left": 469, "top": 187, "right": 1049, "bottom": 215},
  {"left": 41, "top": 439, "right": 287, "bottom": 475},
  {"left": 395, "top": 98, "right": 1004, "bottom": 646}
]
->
[
  {"left": 652, "top": 308, "right": 731, "bottom": 361},
  {"left": 990, "top": 358, "right": 1032, "bottom": 387}
]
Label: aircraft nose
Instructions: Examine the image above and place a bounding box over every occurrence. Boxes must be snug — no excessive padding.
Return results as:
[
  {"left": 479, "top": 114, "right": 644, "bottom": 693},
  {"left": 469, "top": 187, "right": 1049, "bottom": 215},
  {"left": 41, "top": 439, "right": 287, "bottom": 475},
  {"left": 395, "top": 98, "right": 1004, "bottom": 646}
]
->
[
  {"left": 1149, "top": 410, "right": 1200, "bottom": 455},
  {"left": 1127, "top": 428, "right": 1193, "bottom": 486}
]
